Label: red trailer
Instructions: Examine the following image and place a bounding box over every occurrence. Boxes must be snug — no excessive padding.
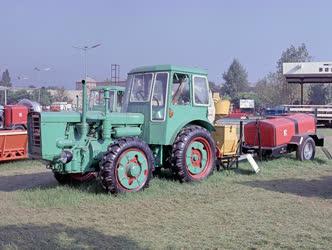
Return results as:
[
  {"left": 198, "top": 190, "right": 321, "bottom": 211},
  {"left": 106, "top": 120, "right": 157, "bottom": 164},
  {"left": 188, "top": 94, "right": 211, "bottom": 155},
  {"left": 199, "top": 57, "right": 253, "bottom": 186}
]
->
[
  {"left": 4, "top": 105, "right": 28, "bottom": 129},
  {"left": 0, "top": 130, "right": 28, "bottom": 161},
  {"left": 242, "top": 114, "right": 324, "bottom": 160},
  {"left": 0, "top": 105, "right": 29, "bottom": 162}
]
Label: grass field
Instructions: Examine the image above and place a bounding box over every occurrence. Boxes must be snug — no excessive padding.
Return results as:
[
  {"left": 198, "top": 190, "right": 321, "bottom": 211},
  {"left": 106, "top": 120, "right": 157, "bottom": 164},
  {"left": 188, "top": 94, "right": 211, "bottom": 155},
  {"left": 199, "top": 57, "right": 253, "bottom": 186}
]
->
[{"left": 0, "top": 129, "right": 331, "bottom": 249}]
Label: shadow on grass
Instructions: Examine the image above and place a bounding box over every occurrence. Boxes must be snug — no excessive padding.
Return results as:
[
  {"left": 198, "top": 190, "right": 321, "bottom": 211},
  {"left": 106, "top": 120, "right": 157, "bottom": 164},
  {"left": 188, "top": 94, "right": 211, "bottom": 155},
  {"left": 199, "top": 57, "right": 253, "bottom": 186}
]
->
[
  {"left": 313, "top": 157, "right": 329, "bottom": 165},
  {"left": 0, "top": 223, "right": 142, "bottom": 249},
  {"left": 0, "top": 172, "right": 105, "bottom": 194},
  {"left": 0, "top": 172, "right": 57, "bottom": 192},
  {"left": 232, "top": 168, "right": 256, "bottom": 175},
  {"left": 241, "top": 176, "right": 332, "bottom": 199},
  {"left": 153, "top": 168, "right": 177, "bottom": 181}
]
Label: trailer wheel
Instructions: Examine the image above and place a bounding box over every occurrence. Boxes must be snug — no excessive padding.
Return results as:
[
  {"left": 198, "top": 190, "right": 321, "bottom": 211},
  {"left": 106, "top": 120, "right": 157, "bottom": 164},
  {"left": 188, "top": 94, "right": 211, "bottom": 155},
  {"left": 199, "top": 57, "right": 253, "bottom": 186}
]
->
[
  {"left": 296, "top": 137, "right": 316, "bottom": 161},
  {"left": 171, "top": 125, "right": 216, "bottom": 182},
  {"left": 99, "top": 137, "right": 154, "bottom": 194},
  {"left": 12, "top": 124, "right": 26, "bottom": 130}
]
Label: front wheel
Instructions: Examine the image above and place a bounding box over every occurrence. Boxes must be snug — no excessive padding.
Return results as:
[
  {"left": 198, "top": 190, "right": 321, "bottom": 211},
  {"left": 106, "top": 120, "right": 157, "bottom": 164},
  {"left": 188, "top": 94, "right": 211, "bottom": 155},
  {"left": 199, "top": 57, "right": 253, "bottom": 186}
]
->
[
  {"left": 99, "top": 137, "right": 154, "bottom": 193},
  {"left": 171, "top": 126, "right": 216, "bottom": 182},
  {"left": 296, "top": 137, "right": 316, "bottom": 161}
]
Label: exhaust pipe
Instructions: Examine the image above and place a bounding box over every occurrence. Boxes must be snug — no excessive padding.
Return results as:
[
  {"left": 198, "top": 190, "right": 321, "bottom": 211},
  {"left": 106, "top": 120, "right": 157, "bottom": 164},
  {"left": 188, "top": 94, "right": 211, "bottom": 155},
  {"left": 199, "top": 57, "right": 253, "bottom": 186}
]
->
[{"left": 80, "top": 80, "right": 88, "bottom": 136}]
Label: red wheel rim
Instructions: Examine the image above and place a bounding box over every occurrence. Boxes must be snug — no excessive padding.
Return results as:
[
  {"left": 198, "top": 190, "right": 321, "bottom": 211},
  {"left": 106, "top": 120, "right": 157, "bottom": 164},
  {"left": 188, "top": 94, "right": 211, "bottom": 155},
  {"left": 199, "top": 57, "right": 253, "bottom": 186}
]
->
[
  {"left": 185, "top": 136, "right": 213, "bottom": 180},
  {"left": 115, "top": 148, "right": 149, "bottom": 192}
]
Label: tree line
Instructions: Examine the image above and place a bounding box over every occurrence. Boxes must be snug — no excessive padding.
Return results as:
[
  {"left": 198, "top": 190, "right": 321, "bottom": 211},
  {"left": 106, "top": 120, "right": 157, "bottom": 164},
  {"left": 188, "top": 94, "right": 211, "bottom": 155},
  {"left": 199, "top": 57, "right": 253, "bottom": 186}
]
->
[
  {"left": 3, "top": 87, "right": 71, "bottom": 106},
  {"left": 211, "top": 43, "right": 332, "bottom": 108},
  {"left": 1, "top": 43, "right": 331, "bottom": 108}
]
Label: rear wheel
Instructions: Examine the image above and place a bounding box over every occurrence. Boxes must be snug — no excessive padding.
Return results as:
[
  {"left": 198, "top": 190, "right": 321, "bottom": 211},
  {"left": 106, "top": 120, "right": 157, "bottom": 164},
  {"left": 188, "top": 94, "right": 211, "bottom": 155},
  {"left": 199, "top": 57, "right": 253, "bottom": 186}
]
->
[
  {"left": 171, "top": 126, "right": 216, "bottom": 182},
  {"left": 99, "top": 137, "right": 154, "bottom": 193},
  {"left": 296, "top": 137, "right": 316, "bottom": 161}
]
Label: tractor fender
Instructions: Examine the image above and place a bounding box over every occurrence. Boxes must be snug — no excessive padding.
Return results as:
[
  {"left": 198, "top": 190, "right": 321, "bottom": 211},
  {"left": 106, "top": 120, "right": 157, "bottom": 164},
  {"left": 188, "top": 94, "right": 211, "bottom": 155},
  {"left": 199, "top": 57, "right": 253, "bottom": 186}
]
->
[{"left": 170, "top": 119, "right": 215, "bottom": 145}]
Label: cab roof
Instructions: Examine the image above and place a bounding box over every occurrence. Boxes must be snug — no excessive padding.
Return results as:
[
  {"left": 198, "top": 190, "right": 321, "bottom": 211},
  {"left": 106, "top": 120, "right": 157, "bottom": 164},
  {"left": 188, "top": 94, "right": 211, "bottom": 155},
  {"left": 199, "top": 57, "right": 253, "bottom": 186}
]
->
[{"left": 129, "top": 64, "right": 208, "bottom": 75}]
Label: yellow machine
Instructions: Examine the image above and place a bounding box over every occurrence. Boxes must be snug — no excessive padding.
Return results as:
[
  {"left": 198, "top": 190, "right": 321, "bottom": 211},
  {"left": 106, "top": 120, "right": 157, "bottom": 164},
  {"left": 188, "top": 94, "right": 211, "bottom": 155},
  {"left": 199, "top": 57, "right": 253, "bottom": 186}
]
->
[
  {"left": 212, "top": 124, "right": 238, "bottom": 157},
  {"left": 212, "top": 93, "right": 238, "bottom": 158},
  {"left": 213, "top": 93, "right": 231, "bottom": 117}
]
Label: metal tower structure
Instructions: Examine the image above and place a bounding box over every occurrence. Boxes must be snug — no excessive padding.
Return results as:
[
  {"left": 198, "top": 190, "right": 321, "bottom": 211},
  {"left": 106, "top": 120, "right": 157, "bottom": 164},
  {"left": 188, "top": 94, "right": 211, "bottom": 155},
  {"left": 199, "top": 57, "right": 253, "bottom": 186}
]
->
[{"left": 111, "top": 64, "right": 120, "bottom": 85}]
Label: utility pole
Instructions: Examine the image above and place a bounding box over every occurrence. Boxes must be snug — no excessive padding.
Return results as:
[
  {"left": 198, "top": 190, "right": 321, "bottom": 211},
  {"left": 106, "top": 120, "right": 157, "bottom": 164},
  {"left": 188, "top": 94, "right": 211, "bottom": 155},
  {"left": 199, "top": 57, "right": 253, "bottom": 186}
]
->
[{"left": 34, "top": 67, "right": 51, "bottom": 86}]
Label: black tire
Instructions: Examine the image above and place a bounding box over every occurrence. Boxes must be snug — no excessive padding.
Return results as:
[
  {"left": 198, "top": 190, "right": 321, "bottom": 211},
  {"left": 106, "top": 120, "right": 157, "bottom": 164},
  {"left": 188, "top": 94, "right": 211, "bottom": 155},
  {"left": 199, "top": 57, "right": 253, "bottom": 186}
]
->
[
  {"left": 99, "top": 137, "right": 154, "bottom": 194},
  {"left": 12, "top": 124, "right": 26, "bottom": 130},
  {"left": 171, "top": 125, "right": 216, "bottom": 182},
  {"left": 296, "top": 137, "right": 316, "bottom": 161}
]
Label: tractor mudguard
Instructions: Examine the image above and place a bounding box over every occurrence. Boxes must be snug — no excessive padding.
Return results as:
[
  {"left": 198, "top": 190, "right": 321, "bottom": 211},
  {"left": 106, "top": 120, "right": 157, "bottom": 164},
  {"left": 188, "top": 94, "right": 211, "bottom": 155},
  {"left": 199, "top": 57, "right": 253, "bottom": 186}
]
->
[{"left": 170, "top": 119, "right": 215, "bottom": 145}]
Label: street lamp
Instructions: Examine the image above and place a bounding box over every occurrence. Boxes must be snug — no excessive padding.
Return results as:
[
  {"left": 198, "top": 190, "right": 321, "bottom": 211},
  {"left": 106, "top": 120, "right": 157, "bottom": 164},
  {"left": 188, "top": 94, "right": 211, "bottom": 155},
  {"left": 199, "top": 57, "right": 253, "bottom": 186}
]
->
[
  {"left": 33, "top": 67, "right": 51, "bottom": 103},
  {"left": 73, "top": 43, "right": 101, "bottom": 80},
  {"left": 34, "top": 67, "right": 51, "bottom": 86}
]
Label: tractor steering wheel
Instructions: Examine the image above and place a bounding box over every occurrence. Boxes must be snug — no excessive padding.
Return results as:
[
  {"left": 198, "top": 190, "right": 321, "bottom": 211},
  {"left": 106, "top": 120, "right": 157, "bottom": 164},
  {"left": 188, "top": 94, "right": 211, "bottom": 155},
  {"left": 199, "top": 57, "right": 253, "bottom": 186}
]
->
[
  {"left": 135, "top": 90, "right": 145, "bottom": 100},
  {"left": 152, "top": 96, "right": 160, "bottom": 106}
]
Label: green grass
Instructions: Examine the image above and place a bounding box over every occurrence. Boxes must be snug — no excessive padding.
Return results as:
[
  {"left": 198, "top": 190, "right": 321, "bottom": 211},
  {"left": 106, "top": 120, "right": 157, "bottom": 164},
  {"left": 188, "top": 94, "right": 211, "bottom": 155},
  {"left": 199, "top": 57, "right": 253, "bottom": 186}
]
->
[
  {"left": 0, "top": 130, "right": 331, "bottom": 249},
  {"left": 0, "top": 160, "right": 43, "bottom": 172},
  {"left": 318, "top": 127, "right": 332, "bottom": 137}
]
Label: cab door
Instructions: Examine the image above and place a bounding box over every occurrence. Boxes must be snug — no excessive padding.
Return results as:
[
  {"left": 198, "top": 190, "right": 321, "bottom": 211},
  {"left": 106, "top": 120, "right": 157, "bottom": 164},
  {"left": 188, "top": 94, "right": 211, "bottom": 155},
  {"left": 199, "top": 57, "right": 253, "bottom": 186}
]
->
[
  {"left": 164, "top": 72, "right": 193, "bottom": 144},
  {"left": 148, "top": 72, "right": 169, "bottom": 145},
  {"left": 165, "top": 72, "right": 211, "bottom": 145}
]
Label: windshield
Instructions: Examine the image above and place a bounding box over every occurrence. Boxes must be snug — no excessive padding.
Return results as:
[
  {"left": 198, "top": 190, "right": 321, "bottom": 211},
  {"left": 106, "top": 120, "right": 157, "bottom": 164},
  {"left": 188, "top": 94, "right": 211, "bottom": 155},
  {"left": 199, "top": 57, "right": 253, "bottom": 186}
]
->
[
  {"left": 89, "top": 90, "right": 104, "bottom": 110},
  {"left": 129, "top": 73, "right": 153, "bottom": 102},
  {"left": 89, "top": 90, "right": 120, "bottom": 111}
]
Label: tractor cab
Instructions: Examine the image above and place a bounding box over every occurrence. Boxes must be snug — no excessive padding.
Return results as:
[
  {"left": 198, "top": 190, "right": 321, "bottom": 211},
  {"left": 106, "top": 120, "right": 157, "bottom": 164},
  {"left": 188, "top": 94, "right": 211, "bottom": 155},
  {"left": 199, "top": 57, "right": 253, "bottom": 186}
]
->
[
  {"left": 89, "top": 86, "right": 125, "bottom": 112},
  {"left": 122, "top": 65, "right": 213, "bottom": 146}
]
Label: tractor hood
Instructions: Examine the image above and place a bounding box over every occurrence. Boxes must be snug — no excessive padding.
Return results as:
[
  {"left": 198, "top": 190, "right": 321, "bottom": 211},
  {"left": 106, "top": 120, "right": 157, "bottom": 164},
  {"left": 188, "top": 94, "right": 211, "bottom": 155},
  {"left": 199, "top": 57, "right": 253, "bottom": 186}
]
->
[
  {"left": 41, "top": 112, "right": 81, "bottom": 123},
  {"left": 29, "top": 111, "right": 145, "bottom": 162},
  {"left": 40, "top": 111, "right": 144, "bottom": 125}
]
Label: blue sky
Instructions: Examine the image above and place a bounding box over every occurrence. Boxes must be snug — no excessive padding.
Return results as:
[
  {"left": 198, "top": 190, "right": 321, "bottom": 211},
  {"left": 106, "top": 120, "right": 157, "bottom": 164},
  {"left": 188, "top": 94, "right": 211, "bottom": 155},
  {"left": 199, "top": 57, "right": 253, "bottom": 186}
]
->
[{"left": 1, "top": 0, "right": 331, "bottom": 88}]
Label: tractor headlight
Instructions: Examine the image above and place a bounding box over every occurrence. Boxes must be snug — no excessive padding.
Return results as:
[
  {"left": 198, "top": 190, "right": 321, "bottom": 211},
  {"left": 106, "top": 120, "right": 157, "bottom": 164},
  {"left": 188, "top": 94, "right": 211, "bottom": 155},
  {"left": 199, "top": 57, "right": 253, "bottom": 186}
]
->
[{"left": 59, "top": 150, "right": 73, "bottom": 164}]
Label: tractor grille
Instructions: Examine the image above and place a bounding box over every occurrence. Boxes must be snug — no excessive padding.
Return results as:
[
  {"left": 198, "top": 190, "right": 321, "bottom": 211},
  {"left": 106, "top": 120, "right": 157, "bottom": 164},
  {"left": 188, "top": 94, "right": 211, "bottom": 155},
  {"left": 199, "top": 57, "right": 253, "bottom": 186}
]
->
[
  {"left": 31, "top": 113, "right": 41, "bottom": 146},
  {"left": 28, "top": 112, "right": 42, "bottom": 157}
]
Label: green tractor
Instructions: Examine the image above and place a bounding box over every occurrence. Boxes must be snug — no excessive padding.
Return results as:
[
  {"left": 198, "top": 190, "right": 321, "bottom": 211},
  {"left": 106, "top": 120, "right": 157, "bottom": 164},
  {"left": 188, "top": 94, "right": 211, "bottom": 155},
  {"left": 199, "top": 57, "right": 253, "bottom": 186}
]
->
[{"left": 28, "top": 65, "right": 216, "bottom": 193}]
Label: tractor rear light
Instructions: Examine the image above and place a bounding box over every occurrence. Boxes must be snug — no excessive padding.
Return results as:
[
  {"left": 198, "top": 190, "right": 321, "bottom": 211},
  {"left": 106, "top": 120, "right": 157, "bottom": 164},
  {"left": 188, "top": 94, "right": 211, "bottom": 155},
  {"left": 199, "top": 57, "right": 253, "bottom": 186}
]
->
[{"left": 59, "top": 150, "right": 73, "bottom": 164}]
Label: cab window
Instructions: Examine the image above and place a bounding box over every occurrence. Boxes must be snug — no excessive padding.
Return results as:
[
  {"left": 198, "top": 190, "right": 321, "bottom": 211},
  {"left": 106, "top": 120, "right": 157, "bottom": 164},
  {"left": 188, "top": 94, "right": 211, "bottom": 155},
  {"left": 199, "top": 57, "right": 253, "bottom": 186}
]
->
[
  {"left": 193, "top": 76, "right": 209, "bottom": 105},
  {"left": 116, "top": 91, "right": 123, "bottom": 111},
  {"left": 89, "top": 90, "right": 104, "bottom": 111},
  {"left": 151, "top": 72, "right": 168, "bottom": 121},
  {"left": 172, "top": 73, "right": 190, "bottom": 105},
  {"left": 130, "top": 73, "right": 153, "bottom": 102}
]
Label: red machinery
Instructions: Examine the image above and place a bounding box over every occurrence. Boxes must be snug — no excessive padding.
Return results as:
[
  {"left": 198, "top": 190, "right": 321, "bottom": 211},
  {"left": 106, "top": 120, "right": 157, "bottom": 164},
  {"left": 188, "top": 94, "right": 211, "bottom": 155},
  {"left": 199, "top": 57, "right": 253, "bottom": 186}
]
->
[
  {"left": 225, "top": 108, "right": 251, "bottom": 119},
  {"left": 242, "top": 114, "right": 324, "bottom": 160},
  {"left": 0, "top": 105, "right": 29, "bottom": 162},
  {"left": 50, "top": 104, "right": 61, "bottom": 112},
  {"left": 4, "top": 105, "right": 28, "bottom": 129},
  {"left": 0, "top": 130, "right": 28, "bottom": 161}
]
